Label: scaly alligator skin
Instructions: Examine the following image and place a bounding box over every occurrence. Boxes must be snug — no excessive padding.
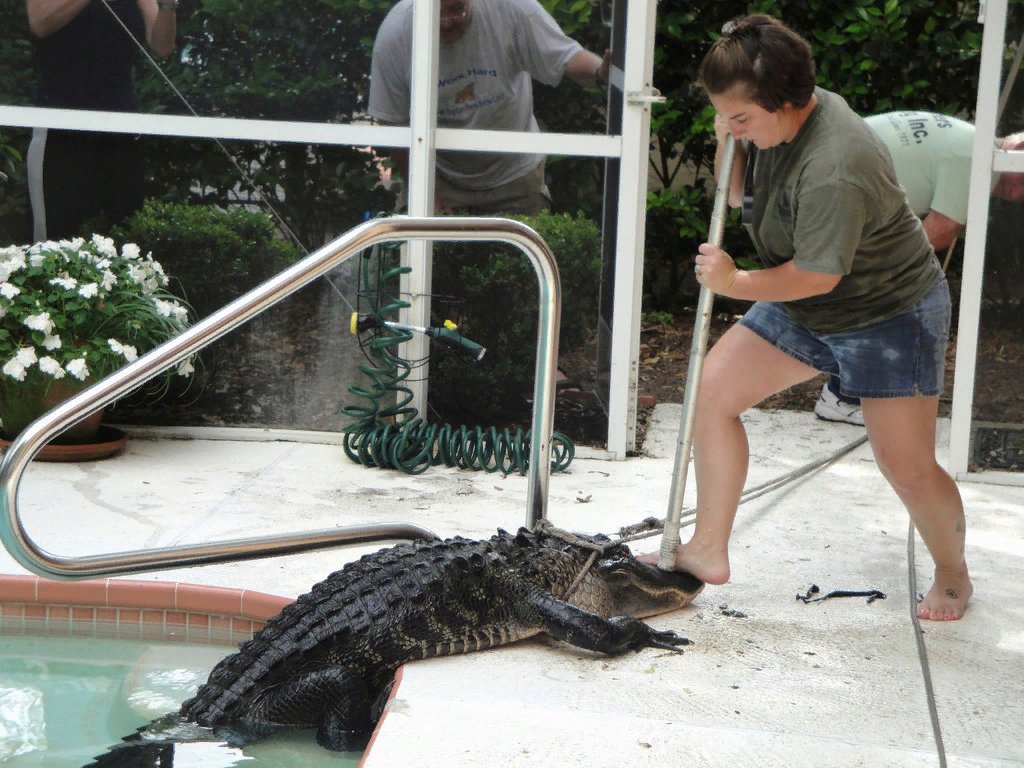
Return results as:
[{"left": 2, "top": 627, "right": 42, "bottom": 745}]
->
[{"left": 84, "top": 527, "right": 702, "bottom": 765}]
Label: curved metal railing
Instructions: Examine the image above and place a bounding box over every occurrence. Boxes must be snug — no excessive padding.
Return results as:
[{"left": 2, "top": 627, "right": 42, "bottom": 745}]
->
[{"left": 0, "top": 216, "right": 561, "bottom": 579}]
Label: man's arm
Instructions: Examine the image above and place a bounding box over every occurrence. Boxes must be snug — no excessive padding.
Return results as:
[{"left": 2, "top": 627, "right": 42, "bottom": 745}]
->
[
  {"left": 562, "top": 49, "right": 611, "bottom": 87},
  {"left": 140, "top": 0, "right": 176, "bottom": 58},
  {"left": 26, "top": 0, "right": 90, "bottom": 37},
  {"left": 921, "top": 211, "right": 964, "bottom": 251}
]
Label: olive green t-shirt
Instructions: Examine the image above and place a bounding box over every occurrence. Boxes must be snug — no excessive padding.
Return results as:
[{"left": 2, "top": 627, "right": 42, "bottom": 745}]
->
[{"left": 744, "top": 88, "right": 943, "bottom": 333}]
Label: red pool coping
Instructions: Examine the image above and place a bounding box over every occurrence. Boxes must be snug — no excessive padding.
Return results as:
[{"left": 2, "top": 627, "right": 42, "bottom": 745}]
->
[{"left": 0, "top": 574, "right": 294, "bottom": 645}]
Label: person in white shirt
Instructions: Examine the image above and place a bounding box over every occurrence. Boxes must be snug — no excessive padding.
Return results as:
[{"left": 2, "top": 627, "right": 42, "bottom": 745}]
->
[
  {"left": 814, "top": 111, "right": 1024, "bottom": 426},
  {"left": 368, "top": 0, "right": 609, "bottom": 214}
]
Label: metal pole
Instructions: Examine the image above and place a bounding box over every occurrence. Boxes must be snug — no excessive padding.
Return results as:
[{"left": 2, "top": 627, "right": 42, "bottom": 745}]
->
[{"left": 658, "top": 135, "right": 737, "bottom": 570}]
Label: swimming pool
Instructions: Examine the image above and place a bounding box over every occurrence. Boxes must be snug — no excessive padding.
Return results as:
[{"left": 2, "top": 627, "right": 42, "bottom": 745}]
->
[{"left": 0, "top": 575, "right": 362, "bottom": 766}]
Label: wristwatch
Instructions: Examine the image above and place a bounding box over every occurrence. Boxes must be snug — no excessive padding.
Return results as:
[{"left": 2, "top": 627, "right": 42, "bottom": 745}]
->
[{"left": 157, "top": 0, "right": 179, "bottom": 10}]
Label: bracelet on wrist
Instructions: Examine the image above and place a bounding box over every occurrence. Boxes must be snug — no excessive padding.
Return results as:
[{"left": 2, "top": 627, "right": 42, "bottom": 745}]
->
[{"left": 157, "top": 0, "right": 179, "bottom": 10}]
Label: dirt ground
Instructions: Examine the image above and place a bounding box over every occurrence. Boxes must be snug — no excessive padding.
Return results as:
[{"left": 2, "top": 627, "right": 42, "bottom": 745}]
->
[
  {"left": 555, "top": 303, "right": 1024, "bottom": 473},
  {"left": 625, "top": 306, "right": 1024, "bottom": 424}
]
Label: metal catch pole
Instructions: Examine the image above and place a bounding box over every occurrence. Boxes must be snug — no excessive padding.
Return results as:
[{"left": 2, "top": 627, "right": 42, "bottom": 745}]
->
[{"left": 658, "top": 135, "right": 737, "bottom": 571}]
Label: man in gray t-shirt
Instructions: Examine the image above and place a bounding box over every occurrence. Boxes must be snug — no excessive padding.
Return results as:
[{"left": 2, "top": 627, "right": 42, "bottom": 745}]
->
[{"left": 368, "top": 0, "right": 608, "bottom": 214}]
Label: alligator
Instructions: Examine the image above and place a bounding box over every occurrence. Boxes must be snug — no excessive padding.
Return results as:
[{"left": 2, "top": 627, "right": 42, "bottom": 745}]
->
[{"left": 84, "top": 526, "right": 702, "bottom": 765}]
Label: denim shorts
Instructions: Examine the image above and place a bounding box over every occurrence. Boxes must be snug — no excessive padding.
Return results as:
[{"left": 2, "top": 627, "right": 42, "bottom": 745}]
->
[{"left": 738, "top": 279, "right": 951, "bottom": 399}]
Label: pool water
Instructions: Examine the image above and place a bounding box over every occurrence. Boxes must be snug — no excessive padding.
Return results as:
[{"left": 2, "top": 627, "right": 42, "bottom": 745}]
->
[{"left": 0, "top": 635, "right": 362, "bottom": 767}]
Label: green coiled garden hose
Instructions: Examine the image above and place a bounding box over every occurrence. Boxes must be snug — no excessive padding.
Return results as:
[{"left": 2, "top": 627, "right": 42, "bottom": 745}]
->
[{"left": 341, "top": 242, "right": 574, "bottom": 475}]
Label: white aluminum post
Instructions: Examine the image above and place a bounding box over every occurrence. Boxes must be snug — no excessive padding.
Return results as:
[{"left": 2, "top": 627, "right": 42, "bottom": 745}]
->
[
  {"left": 606, "top": 0, "right": 660, "bottom": 458},
  {"left": 399, "top": 0, "right": 439, "bottom": 411},
  {"left": 949, "top": 0, "right": 1005, "bottom": 477}
]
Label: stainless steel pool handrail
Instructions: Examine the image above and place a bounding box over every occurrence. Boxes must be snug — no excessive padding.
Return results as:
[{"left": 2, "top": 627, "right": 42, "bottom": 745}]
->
[{"left": 0, "top": 216, "right": 561, "bottom": 580}]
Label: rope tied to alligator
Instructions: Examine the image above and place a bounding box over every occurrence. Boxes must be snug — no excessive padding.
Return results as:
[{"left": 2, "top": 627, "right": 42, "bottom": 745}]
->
[
  {"left": 535, "top": 430, "right": 871, "bottom": 604},
  {"left": 534, "top": 517, "right": 665, "bottom": 600}
]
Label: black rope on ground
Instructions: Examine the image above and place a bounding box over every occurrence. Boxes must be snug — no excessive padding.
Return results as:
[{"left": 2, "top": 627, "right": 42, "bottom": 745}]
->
[{"left": 796, "top": 584, "right": 886, "bottom": 604}]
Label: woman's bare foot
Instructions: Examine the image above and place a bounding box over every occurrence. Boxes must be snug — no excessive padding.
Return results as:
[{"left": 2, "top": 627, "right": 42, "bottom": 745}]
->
[
  {"left": 917, "top": 565, "right": 973, "bottom": 621},
  {"left": 637, "top": 541, "right": 731, "bottom": 585}
]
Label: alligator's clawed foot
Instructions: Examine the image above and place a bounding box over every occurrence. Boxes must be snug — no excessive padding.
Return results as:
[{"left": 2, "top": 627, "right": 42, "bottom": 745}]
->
[{"left": 644, "top": 628, "right": 692, "bottom": 652}]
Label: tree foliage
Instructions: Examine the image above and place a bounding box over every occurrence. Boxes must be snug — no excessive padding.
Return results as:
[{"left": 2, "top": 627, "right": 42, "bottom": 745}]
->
[{"left": 1, "top": 0, "right": 1020, "bottom": 310}]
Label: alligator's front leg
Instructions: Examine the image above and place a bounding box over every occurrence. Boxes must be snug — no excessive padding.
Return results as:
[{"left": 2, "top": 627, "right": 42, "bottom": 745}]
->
[{"left": 528, "top": 591, "right": 691, "bottom": 654}]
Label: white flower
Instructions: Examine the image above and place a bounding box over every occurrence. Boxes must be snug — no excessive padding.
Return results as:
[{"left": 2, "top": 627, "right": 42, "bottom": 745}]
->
[
  {"left": 91, "top": 235, "right": 117, "bottom": 259},
  {"left": 108, "top": 338, "right": 138, "bottom": 362},
  {"left": 128, "top": 265, "right": 148, "bottom": 286},
  {"left": 15, "top": 347, "right": 37, "bottom": 367},
  {"left": 23, "top": 312, "right": 54, "bottom": 334},
  {"left": 38, "top": 356, "right": 65, "bottom": 379},
  {"left": 176, "top": 359, "right": 194, "bottom": 377},
  {"left": 66, "top": 358, "right": 89, "bottom": 381},
  {"left": 0, "top": 249, "right": 26, "bottom": 281},
  {"left": 2, "top": 358, "right": 27, "bottom": 381},
  {"left": 49, "top": 276, "right": 77, "bottom": 291},
  {"left": 0, "top": 237, "right": 192, "bottom": 390}
]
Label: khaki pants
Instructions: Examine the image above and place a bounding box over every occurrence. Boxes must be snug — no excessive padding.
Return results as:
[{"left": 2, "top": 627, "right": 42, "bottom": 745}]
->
[{"left": 435, "top": 160, "right": 551, "bottom": 216}]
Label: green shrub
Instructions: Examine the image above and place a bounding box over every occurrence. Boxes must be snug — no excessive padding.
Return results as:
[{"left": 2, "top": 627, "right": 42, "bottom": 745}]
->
[
  {"left": 112, "top": 199, "right": 301, "bottom": 319},
  {"left": 0, "top": 130, "right": 29, "bottom": 245},
  {"left": 427, "top": 211, "right": 602, "bottom": 425}
]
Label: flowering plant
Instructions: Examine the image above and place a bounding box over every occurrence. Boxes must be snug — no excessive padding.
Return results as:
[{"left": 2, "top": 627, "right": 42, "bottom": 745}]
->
[{"left": 0, "top": 235, "right": 193, "bottom": 438}]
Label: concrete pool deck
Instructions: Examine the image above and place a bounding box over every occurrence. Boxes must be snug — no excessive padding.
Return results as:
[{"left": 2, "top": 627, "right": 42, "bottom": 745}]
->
[{"left": 1, "top": 404, "right": 1021, "bottom": 767}]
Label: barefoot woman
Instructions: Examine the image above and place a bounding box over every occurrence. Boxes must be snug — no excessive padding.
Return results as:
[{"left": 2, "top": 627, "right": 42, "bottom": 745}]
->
[{"left": 643, "top": 14, "right": 972, "bottom": 621}]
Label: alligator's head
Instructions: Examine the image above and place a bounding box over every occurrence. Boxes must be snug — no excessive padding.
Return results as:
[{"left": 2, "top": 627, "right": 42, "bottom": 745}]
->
[
  {"left": 595, "top": 546, "right": 704, "bottom": 619},
  {"left": 513, "top": 528, "right": 703, "bottom": 618}
]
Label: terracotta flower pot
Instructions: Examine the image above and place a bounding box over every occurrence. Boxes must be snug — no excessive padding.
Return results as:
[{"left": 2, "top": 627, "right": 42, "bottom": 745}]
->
[{"left": 0, "top": 378, "right": 101, "bottom": 442}]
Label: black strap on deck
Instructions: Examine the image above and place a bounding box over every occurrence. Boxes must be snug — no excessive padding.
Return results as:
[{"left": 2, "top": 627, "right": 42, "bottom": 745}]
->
[{"left": 796, "top": 584, "right": 887, "bottom": 604}]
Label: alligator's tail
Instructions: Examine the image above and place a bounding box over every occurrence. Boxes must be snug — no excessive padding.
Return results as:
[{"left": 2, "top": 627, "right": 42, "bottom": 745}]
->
[{"left": 81, "top": 713, "right": 248, "bottom": 767}]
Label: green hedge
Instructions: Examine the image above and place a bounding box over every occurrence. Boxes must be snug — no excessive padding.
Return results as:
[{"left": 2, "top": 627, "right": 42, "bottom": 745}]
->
[
  {"left": 427, "top": 211, "right": 602, "bottom": 424},
  {"left": 111, "top": 199, "right": 301, "bottom": 320}
]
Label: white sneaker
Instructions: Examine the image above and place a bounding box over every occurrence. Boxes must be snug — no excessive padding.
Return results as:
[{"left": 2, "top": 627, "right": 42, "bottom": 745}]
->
[{"left": 814, "top": 384, "right": 864, "bottom": 426}]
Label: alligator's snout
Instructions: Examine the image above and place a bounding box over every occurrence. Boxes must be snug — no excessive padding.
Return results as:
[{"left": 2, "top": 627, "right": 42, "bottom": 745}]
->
[{"left": 598, "top": 555, "right": 705, "bottom": 619}]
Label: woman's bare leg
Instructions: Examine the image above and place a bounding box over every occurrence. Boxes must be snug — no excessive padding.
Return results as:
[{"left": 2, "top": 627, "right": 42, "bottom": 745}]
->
[
  {"left": 860, "top": 396, "right": 972, "bottom": 620},
  {"left": 642, "top": 324, "right": 819, "bottom": 584}
]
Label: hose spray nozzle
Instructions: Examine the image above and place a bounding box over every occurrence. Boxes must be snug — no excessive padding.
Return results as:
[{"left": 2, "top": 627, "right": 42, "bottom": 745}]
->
[{"left": 349, "top": 313, "right": 486, "bottom": 361}]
